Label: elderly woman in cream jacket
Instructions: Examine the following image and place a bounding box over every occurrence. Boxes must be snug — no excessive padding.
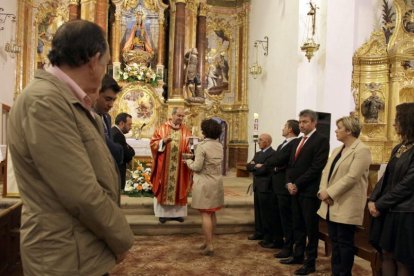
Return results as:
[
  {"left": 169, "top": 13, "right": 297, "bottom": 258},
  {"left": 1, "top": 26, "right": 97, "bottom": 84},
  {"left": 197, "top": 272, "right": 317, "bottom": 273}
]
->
[
  {"left": 185, "top": 119, "right": 224, "bottom": 256},
  {"left": 317, "top": 116, "right": 372, "bottom": 276}
]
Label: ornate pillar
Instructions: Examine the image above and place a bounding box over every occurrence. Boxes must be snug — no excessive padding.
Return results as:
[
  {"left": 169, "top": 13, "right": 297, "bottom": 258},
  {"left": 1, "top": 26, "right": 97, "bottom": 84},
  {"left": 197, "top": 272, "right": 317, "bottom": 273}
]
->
[
  {"left": 172, "top": 0, "right": 186, "bottom": 99},
  {"left": 196, "top": 2, "right": 207, "bottom": 89},
  {"left": 80, "top": 0, "right": 97, "bottom": 22},
  {"left": 111, "top": 0, "right": 123, "bottom": 80},
  {"left": 95, "top": 0, "right": 108, "bottom": 32},
  {"left": 156, "top": 12, "right": 166, "bottom": 78},
  {"left": 68, "top": 0, "right": 80, "bottom": 20},
  {"left": 185, "top": 0, "right": 197, "bottom": 50}
]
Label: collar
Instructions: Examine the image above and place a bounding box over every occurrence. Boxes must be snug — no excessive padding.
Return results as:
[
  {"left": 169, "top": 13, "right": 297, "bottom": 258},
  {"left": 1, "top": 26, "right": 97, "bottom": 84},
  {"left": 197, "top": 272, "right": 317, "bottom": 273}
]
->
[
  {"left": 45, "top": 65, "right": 92, "bottom": 110},
  {"left": 262, "top": 146, "right": 272, "bottom": 152},
  {"left": 302, "top": 128, "right": 317, "bottom": 139}
]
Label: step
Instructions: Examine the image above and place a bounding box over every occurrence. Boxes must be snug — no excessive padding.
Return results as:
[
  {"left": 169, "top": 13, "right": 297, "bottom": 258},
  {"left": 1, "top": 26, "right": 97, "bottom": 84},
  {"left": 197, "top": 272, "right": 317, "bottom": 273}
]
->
[
  {"left": 126, "top": 213, "right": 254, "bottom": 235},
  {"left": 121, "top": 196, "right": 254, "bottom": 216},
  {"left": 121, "top": 172, "right": 255, "bottom": 235}
]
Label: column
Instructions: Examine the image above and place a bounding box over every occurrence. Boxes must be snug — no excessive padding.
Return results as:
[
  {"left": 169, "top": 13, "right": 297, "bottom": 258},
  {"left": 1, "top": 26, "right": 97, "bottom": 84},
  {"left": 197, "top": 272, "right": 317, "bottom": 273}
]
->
[
  {"left": 68, "top": 0, "right": 80, "bottom": 20},
  {"left": 95, "top": 0, "right": 108, "bottom": 32},
  {"left": 172, "top": 0, "right": 186, "bottom": 98},
  {"left": 196, "top": 2, "right": 207, "bottom": 89},
  {"left": 111, "top": 0, "right": 123, "bottom": 79}
]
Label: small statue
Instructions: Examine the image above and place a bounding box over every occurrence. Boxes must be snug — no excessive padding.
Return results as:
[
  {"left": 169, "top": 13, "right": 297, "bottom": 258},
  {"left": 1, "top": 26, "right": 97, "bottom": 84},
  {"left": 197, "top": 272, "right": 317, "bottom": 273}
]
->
[
  {"left": 122, "top": 10, "right": 153, "bottom": 65},
  {"left": 184, "top": 48, "right": 204, "bottom": 103},
  {"left": 361, "top": 90, "right": 385, "bottom": 123}
]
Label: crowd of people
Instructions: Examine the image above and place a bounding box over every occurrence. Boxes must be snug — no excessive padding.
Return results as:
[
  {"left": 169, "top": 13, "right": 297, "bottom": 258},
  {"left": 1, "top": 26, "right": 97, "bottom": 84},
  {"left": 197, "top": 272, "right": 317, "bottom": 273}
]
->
[
  {"left": 246, "top": 107, "right": 414, "bottom": 276},
  {"left": 7, "top": 18, "right": 414, "bottom": 276}
]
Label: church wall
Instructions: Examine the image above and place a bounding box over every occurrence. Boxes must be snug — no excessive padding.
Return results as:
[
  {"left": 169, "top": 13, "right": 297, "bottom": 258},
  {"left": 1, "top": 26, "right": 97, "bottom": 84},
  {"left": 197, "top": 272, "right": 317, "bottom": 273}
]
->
[
  {"left": 248, "top": 0, "right": 382, "bottom": 159},
  {"left": 0, "top": 0, "right": 18, "bottom": 107},
  {"left": 0, "top": 0, "right": 18, "bottom": 144},
  {"left": 248, "top": 0, "right": 300, "bottom": 158}
]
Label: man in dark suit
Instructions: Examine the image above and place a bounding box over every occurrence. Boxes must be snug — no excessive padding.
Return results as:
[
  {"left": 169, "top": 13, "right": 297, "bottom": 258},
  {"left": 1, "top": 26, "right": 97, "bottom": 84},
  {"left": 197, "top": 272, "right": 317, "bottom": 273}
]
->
[
  {"left": 280, "top": 109, "right": 329, "bottom": 275},
  {"left": 112, "top": 113, "right": 136, "bottom": 190},
  {"left": 94, "top": 74, "right": 123, "bottom": 168},
  {"left": 267, "top": 119, "right": 300, "bottom": 259},
  {"left": 246, "top": 133, "right": 280, "bottom": 248}
]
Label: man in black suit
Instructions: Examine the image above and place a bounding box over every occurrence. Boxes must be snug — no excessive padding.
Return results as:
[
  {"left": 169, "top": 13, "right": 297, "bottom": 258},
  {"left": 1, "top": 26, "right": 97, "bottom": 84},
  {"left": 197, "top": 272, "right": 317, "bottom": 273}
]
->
[
  {"left": 94, "top": 74, "right": 123, "bottom": 168},
  {"left": 280, "top": 109, "right": 329, "bottom": 275},
  {"left": 112, "top": 113, "right": 136, "bottom": 190},
  {"left": 246, "top": 133, "right": 280, "bottom": 248},
  {"left": 267, "top": 119, "right": 300, "bottom": 259}
]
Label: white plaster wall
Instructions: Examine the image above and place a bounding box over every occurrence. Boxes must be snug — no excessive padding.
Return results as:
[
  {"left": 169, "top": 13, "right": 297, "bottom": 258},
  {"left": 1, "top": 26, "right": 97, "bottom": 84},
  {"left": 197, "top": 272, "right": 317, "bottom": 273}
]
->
[
  {"left": 248, "top": 0, "right": 300, "bottom": 159},
  {"left": 0, "top": 0, "right": 17, "bottom": 145},
  {"left": 0, "top": 0, "right": 17, "bottom": 107},
  {"left": 248, "top": 0, "right": 381, "bottom": 158}
]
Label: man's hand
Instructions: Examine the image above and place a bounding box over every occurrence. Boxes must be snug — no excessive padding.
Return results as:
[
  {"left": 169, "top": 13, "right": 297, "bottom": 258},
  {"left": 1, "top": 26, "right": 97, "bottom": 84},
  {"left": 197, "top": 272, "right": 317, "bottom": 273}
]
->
[
  {"left": 255, "top": 163, "right": 263, "bottom": 168},
  {"left": 287, "top": 183, "right": 298, "bottom": 195},
  {"left": 116, "top": 251, "right": 130, "bottom": 264},
  {"left": 163, "top": 136, "right": 172, "bottom": 144},
  {"left": 368, "top": 202, "right": 381, "bottom": 217}
]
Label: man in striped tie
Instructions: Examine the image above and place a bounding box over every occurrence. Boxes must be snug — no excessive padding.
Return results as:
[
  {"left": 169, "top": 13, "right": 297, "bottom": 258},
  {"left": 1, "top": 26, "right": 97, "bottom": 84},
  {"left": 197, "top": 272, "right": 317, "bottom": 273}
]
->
[{"left": 280, "top": 109, "right": 329, "bottom": 275}]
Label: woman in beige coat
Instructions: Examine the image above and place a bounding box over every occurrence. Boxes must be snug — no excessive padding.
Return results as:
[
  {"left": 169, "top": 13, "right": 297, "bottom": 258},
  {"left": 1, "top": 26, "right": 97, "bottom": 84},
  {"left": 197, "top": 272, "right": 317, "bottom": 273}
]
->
[
  {"left": 317, "top": 116, "right": 372, "bottom": 276},
  {"left": 185, "top": 119, "right": 224, "bottom": 256}
]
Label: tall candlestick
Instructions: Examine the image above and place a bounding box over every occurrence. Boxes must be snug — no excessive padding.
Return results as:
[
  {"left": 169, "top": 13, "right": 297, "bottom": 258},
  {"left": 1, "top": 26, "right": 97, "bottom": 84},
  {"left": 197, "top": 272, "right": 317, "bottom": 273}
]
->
[{"left": 253, "top": 113, "right": 259, "bottom": 136}]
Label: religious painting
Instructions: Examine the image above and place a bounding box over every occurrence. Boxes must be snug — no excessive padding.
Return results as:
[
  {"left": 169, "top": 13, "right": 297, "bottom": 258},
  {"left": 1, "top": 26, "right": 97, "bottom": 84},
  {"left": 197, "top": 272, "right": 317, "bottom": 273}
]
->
[
  {"left": 34, "top": 0, "right": 68, "bottom": 67},
  {"left": 206, "top": 16, "right": 234, "bottom": 95},
  {"left": 121, "top": 1, "right": 159, "bottom": 68},
  {"left": 114, "top": 84, "right": 159, "bottom": 139}
]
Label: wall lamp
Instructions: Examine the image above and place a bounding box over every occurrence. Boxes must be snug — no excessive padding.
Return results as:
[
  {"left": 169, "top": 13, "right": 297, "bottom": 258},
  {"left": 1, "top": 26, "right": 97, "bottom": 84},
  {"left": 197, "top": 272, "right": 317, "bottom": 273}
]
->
[
  {"left": 0, "top": 7, "right": 16, "bottom": 31},
  {"left": 249, "top": 36, "right": 269, "bottom": 79}
]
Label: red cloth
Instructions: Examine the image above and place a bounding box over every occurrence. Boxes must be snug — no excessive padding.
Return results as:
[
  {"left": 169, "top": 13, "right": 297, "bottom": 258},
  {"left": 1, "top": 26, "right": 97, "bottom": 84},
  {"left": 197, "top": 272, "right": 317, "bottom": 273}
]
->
[{"left": 150, "top": 121, "right": 192, "bottom": 205}]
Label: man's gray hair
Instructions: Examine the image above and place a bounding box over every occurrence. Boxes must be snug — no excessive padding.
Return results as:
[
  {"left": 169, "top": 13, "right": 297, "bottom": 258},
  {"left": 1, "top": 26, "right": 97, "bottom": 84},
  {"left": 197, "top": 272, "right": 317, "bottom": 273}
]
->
[{"left": 299, "top": 109, "right": 318, "bottom": 122}]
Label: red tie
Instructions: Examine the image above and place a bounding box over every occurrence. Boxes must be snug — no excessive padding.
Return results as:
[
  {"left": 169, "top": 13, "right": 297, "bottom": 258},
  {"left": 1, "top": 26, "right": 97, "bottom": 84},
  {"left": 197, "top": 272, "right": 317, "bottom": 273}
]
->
[{"left": 295, "top": 136, "right": 308, "bottom": 160}]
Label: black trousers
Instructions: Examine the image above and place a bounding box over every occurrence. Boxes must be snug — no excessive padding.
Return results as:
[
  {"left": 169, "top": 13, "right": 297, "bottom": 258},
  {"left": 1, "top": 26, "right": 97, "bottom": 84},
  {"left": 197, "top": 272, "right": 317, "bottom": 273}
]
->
[
  {"left": 277, "top": 194, "right": 293, "bottom": 250},
  {"left": 254, "top": 190, "right": 276, "bottom": 242},
  {"left": 292, "top": 195, "right": 321, "bottom": 266},
  {"left": 327, "top": 220, "right": 356, "bottom": 276},
  {"left": 253, "top": 189, "right": 264, "bottom": 236}
]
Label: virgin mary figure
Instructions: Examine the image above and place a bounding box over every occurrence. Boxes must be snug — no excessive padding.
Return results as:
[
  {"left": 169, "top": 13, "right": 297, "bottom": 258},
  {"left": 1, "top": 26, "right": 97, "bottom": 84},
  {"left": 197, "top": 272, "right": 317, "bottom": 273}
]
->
[{"left": 122, "top": 10, "right": 154, "bottom": 65}]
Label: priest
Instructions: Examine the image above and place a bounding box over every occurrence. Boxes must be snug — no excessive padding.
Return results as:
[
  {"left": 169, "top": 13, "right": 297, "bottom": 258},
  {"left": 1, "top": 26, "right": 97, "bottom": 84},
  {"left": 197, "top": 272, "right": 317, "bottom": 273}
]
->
[{"left": 150, "top": 107, "right": 192, "bottom": 223}]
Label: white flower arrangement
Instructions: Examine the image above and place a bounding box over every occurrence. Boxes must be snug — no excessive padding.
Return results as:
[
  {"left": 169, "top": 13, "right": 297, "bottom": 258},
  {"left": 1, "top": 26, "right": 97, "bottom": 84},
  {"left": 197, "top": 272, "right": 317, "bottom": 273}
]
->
[
  {"left": 121, "top": 63, "right": 159, "bottom": 86},
  {"left": 123, "top": 160, "right": 153, "bottom": 197}
]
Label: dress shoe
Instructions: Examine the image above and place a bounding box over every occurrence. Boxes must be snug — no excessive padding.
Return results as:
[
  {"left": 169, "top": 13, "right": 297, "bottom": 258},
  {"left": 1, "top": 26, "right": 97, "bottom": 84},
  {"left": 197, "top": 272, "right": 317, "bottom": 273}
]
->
[
  {"left": 201, "top": 248, "right": 214, "bottom": 256},
  {"left": 274, "top": 249, "right": 292, "bottom": 259},
  {"left": 272, "top": 240, "right": 284, "bottom": 249},
  {"left": 280, "top": 257, "right": 304, "bottom": 265},
  {"left": 159, "top": 217, "right": 167, "bottom": 224},
  {"left": 258, "top": 240, "right": 277, "bottom": 249},
  {"left": 173, "top": 217, "right": 184, "bottom": 223},
  {"left": 198, "top": 243, "right": 207, "bottom": 250},
  {"left": 294, "top": 265, "right": 315, "bottom": 275},
  {"left": 247, "top": 233, "right": 264, "bottom": 240}
]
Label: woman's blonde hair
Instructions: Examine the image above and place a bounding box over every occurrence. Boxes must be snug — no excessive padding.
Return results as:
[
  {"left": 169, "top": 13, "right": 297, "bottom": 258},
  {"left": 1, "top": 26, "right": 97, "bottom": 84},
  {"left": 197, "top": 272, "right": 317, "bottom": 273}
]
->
[{"left": 336, "top": 116, "right": 361, "bottom": 138}]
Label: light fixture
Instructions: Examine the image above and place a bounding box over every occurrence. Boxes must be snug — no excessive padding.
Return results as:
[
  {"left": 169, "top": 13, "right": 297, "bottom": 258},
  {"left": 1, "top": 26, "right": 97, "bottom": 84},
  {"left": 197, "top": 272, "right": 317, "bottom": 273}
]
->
[
  {"left": 300, "top": 1, "right": 319, "bottom": 62},
  {"left": 3, "top": 14, "right": 21, "bottom": 58},
  {"left": 249, "top": 36, "right": 269, "bottom": 79},
  {"left": 0, "top": 7, "right": 16, "bottom": 31}
]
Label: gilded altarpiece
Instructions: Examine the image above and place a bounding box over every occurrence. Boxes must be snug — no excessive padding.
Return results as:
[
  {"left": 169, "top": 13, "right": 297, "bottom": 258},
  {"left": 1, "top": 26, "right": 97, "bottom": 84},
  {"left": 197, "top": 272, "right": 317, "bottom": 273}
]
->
[
  {"left": 13, "top": 0, "right": 251, "bottom": 171},
  {"left": 352, "top": 0, "right": 414, "bottom": 164},
  {"left": 109, "top": 0, "right": 250, "bottom": 169}
]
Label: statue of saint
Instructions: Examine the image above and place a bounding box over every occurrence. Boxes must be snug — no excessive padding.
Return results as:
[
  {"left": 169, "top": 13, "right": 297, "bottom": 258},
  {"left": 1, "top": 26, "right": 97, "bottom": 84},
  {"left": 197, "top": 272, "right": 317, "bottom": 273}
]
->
[
  {"left": 122, "top": 10, "right": 153, "bottom": 65},
  {"left": 361, "top": 90, "right": 385, "bottom": 123},
  {"left": 184, "top": 48, "right": 203, "bottom": 101}
]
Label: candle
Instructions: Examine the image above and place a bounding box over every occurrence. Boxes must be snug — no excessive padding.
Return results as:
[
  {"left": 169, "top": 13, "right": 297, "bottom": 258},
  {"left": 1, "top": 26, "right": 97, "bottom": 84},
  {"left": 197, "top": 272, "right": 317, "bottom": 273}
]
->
[{"left": 253, "top": 113, "right": 259, "bottom": 136}]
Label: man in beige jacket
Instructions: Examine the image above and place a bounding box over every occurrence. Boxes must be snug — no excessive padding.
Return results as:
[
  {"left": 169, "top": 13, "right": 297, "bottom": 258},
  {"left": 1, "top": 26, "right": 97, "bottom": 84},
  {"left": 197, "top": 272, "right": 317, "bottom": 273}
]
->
[{"left": 8, "top": 20, "right": 134, "bottom": 275}]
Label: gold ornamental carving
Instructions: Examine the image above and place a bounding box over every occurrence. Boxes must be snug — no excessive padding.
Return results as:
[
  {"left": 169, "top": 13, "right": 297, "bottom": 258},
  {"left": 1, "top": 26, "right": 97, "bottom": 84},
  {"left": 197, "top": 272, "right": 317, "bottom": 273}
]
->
[
  {"left": 353, "top": 31, "right": 387, "bottom": 58},
  {"left": 352, "top": 0, "right": 414, "bottom": 163}
]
